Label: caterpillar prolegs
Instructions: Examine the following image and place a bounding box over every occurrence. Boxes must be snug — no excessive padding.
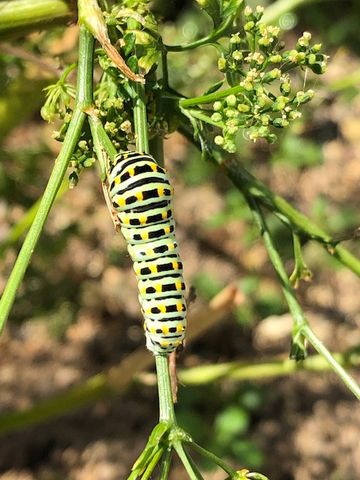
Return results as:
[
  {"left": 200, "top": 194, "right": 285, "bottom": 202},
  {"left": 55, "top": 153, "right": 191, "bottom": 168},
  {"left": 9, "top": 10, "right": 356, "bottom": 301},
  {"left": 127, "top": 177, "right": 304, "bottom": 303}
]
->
[{"left": 107, "top": 151, "right": 187, "bottom": 354}]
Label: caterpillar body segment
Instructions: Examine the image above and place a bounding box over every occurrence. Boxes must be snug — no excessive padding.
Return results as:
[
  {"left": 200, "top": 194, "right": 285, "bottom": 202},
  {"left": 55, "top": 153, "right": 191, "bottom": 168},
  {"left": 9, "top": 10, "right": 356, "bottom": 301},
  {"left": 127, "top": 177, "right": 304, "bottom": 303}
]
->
[{"left": 108, "top": 151, "right": 187, "bottom": 354}]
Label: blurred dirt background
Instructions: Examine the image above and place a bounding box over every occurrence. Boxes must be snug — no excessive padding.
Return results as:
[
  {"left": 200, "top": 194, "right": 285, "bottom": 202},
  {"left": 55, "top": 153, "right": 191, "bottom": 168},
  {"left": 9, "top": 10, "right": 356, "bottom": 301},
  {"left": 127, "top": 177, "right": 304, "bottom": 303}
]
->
[{"left": 1, "top": 1, "right": 360, "bottom": 479}]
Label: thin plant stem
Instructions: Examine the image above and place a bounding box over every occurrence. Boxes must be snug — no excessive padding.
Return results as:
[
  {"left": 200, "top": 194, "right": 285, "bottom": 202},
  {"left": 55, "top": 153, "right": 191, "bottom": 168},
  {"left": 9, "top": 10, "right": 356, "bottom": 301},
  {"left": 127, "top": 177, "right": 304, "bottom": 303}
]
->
[
  {"left": 178, "top": 350, "right": 360, "bottom": 384},
  {"left": 248, "top": 197, "right": 360, "bottom": 400},
  {"left": 159, "top": 449, "right": 172, "bottom": 479},
  {"left": 131, "top": 74, "right": 177, "bottom": 424},
  {"left": 155, "top": 355, "right": 176, "bottom": 423},
  {"left": 133, "top": 82, "right": 149, "bottom": 153},
  {"left": 0, "top": 0, "right": 74, "bottom": 38},
  {"left": 303, "top": 325, "right": 360, "bottom": 400},
  {"left": 174, "top": 442, "right": 204, "bottom": 480},
  {"left": 165, "top": 11, "right": 235, "bottom": 52},
  {"left": 187, "top": 441, "right": 237, "bottom": 477},
  {"left": 141, "top": 447, "right": 164, "bottom": 480},
  {"left": 179, "top": 126, "right": 360, "bottom": 277},
  {"left": 222, "top": 155, "right": 360, "bottom": 277},
  {"left": 0, "top": 26, "right": 94, "bottom": 334},
  {"left": 88, "top": 113, "right": 117, "bottom": 180},
  {"left": 179, "top": 85, "right": 246, "bottom": 108},
  {"left": 183, "top": 108, "right": 225, "bottom": 128},
  {"left": 0, "top": 348, "right": 359, "bottom": 436}
]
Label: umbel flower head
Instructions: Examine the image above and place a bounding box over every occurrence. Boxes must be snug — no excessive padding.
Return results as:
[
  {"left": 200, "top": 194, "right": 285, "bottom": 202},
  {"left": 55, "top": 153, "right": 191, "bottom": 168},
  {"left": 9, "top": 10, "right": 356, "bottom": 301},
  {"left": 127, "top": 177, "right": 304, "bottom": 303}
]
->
[{"left": 210, "top": 6, "right": 328, "bottom": 152}]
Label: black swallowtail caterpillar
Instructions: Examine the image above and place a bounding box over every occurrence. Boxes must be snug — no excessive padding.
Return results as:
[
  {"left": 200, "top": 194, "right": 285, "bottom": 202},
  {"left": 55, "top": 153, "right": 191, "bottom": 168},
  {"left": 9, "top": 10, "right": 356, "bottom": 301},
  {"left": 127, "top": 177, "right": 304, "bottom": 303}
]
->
[{"left": 107, "top": 151, "right": 187, "bottom": 354}]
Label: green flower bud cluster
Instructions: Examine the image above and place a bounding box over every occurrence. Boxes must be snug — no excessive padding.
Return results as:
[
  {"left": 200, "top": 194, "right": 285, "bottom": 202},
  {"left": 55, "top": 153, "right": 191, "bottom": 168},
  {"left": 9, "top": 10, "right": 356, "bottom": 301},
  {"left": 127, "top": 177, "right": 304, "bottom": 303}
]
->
[
  {"left": 41, "top": 81, "right": 75, "bottom": 124},
  {"left": 210, "top": 5, "right": 327, "bottom": 151},
  {"left": 68, "top": 138, "right": 96, "bottom": 188}
]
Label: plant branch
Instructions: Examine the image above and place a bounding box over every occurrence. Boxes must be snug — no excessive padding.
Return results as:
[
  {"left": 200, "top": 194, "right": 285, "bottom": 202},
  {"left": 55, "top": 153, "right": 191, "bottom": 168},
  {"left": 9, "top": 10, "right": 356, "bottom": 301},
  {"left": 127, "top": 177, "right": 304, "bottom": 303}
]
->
[
  {"left": 165, "top": 10, "right": 235, "bottom": 52},
  {"left": 180, "top": 85, "right": 246, "bottom": 108},
  {"left": 247, "top": 197, "right": 360, "bottom": 400},
  {"left": 133, "top": 82, "right": 150, "bottom": 153},
  {"left": 178, "top": 350, "right": 360, "bottom": 385},
  {"left": 224, "top": 157, "right": 360, "bottom": 277},
  {"left": 0, "top": 26, "right": 94, "bottom": 334},
  {"left": 155, "top": 355, "right": 176, "bottom": 423},
  {"left": 0, "top": 0, "right": 74, "bottom": 38},
  {"left": 186, "top": 440, "right": 236, "bottom": 477},
  {"left": 173, "top": 442, "right": 203, "bottom": 480}
]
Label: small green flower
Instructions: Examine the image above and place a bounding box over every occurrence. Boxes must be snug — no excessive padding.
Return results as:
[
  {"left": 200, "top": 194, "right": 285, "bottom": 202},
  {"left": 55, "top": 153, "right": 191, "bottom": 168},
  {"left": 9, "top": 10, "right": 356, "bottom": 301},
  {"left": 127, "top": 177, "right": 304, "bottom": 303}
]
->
[
  {"left": 214, "top": 135, "right": 225, "bottom": 146},
  {"left": 226, "top": 94, "right": 237, "bottom": 107},
  {"left": 244, "top": 21, "right": 255, "bottom": 32}
]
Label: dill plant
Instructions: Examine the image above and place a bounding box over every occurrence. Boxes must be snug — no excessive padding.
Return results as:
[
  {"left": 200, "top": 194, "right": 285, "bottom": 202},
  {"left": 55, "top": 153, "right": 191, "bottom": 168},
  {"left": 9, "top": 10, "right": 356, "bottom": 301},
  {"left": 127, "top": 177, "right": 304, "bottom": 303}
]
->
[{"left": 0, "top": 1, "right": 359, "bottom": 479}]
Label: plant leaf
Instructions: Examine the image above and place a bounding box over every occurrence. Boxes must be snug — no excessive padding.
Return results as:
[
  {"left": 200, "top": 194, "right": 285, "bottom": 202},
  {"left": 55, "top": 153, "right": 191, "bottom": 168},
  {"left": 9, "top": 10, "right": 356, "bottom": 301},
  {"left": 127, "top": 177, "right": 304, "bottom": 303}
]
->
[
  {"left": 195, "top": 0, "right": 222, "bottom": 28},
  {"left": 204, "top": 80, "right": 224, "bottom": 95}
]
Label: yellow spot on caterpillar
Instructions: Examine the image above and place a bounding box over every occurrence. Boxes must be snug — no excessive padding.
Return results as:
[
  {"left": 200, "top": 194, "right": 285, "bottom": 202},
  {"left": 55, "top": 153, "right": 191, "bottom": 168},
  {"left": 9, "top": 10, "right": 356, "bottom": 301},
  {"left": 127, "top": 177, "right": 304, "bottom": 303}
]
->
[
  {"left": 151, "top": 164, "right": 157, "bottom": 172},
  {"left": 162, "top": 211, "right": 168, "bottom": 220},
  {"left": 161, "top": 341, "right": 169, "bottom": 348},
  {"left": 175, "top": 281, "right": 182, "bottom": 290},
  {"left": 158, "top": 187, "right": 164, "bottom": 196},
  {"left": 150, "top": 264, "right": 158, "bottom": 274},
  {"left": 134, "top": 266, "right": 141, "bottom": 276},
  {"left": 139, "top": 286, "right": 146, "bottom": 295},
  {"left": 162, "top": 326, "right": 169, "bottom": 335},
  {"left": 172, "top": 261, "right": 179, "bottom": 270},
  {"left": 168, "top": 243, "right": 175, "bottom": 251},
  {"left": 155, "top": 284, "right": 162, "bottom": 293},
  {"left": 118, "top": 197, "right": 126, "bottom": 207},
  {"left": 136, "top": 191, "right": 143, "bottom": 201},
  {"left": 142, "top": 231, "right": 149, "bottom": 240},
  {"left": 146, "top": 248, "right": 153, "bottom": 256},
  {"left": 177, "top": 303, "right": 183, "bottom": 312},
  {"left": 122, "top": 217, "right": 130, "bottom": 225},
  {"left": 128, "top": 167, "right": 135, "bottom": 176},
  {"left": 115, "top": 177, "right": 120, "bottom": 184},
  {"left": 150, "top": 326, "right": 156, "bottom": 334},
  {"left": 145, "top": 308, "right": 152, "bottom": 314},
  {"left": 164, "top": 226, "right": 170, "bottom": 234},
  {"left": 159, "top": 305, "right": 166, "bottom": 314},
  {"left": 140, "top": 216, "right": 147, "bottom": 225},
  {"left": 177, "top": 324, "right": 185, "bottom": 333}
]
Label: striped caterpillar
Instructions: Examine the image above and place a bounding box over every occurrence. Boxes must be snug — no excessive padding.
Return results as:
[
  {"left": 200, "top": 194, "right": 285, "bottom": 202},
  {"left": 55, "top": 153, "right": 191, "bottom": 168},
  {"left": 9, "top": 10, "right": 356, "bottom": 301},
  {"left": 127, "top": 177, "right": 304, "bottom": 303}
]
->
[{"left": 107, "top": 151, "right": 187, "bottom": 354}]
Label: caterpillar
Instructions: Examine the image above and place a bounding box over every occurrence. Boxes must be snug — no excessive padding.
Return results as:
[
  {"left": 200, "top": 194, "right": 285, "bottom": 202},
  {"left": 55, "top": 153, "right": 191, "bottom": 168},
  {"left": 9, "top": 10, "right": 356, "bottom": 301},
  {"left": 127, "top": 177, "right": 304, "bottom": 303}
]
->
[{"left": 107, "top": 151, "right": 187, "bottom": 354}]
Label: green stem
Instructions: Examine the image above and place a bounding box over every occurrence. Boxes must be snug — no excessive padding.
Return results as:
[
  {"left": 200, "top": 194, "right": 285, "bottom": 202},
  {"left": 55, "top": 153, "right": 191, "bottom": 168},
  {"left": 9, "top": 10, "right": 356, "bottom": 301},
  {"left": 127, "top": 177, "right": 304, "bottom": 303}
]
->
[
  {"left": 183, "top": 108, "right": 224, "bottom": 128},
  {"left": 180, "top": 85, "right": 246, "bottom": 108},
  {"left": 0, "top": 0, "right": 74, "bottom": 38},
  {"left": 289, "top": 232, "right": 312, "bottom": 287},
  {"left": 303, "top": 326, "right": 360, "bottom": 400},
  {"left": 141, "top": 447, "right": 165, "bottom": 480},
  {"left": 132, "top": 66, "right": 176, "bottom": 427},
  {"left": 159, "top": 449, "right": 172, "bottom": 479},
  {"left": 165, "top": 11, "right": 235, "bottom": 52},
  {"left": 248, "top": 197, "right": 360, "bottom": 400},
  {"left": 0, "top": 26, "right": 94, "bottom": 334},
  {"left": 133, "top": 82, "right": 149, "bottom": 153},
  {"left": 173, "top": 442, "right": 204, "bottom": 480},
  {"left": 178, "top": 351, "right": 360, "bottom": 384},
  {"left": 155, "top": 355, "right": 176, "bottom": 423},
  {"left": 1, "top": 348, "right": 359, "bottom": 436},
  {"left": 187, "top": 441, "right": 236, "bottom": 477},
  {"left": 248, "top": 198, "right": 306, "bottom": 331},
  {"left": 224, "top": 157, "right": 360, "bottom": 277},
  {"left": 88, "top": 113, "right": 117, "bottom": 180}
]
